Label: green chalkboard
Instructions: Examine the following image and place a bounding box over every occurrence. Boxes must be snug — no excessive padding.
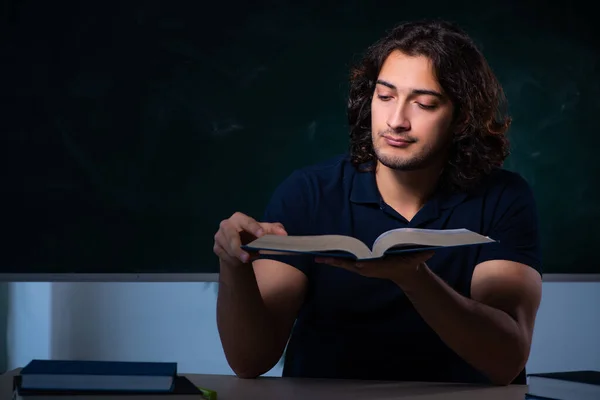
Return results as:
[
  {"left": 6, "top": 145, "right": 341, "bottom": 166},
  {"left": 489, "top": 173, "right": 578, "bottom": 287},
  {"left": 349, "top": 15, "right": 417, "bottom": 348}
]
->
[{"left": 3, "top": 0, "right": 599, "bottom": 274}]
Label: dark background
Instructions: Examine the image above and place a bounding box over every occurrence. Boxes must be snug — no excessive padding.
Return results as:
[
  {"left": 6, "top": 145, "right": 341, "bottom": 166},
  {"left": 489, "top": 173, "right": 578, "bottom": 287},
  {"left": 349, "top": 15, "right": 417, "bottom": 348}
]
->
[{"left": 2, "top": 0, "right": 599, "bottom": 274}]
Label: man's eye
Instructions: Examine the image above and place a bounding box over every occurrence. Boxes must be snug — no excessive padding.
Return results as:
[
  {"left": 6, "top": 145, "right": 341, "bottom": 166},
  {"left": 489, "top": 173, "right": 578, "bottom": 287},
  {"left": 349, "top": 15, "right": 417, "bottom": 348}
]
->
[{"left": 377, "top": 95, "right": 392, "bottom": 101}]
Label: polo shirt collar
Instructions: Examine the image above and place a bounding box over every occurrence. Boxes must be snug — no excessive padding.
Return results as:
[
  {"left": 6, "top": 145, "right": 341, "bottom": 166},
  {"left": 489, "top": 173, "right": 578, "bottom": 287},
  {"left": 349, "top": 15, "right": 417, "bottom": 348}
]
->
[
  {"left": 437, "top": 190, "right": 468, "bottom": 209},
  {"left": 350, "top": 161, "right": 469, "bottom": 210},
  {"left": 349, "top": 161, "right": 380, "bottom": 204}
]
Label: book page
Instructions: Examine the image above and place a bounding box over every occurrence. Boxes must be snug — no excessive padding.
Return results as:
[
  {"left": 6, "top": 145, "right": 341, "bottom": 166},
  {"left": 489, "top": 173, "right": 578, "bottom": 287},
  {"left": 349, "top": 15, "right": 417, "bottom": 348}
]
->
[
  {"left": 244, "top": 234, "right": 373, "bottom": 260},
  {"left": 372, "top": 228, "right": 494, "bottom": 257}
]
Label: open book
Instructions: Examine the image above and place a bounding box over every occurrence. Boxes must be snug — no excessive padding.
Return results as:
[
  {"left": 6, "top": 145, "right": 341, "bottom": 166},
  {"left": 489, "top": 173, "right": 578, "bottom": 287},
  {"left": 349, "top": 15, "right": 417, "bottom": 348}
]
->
[{"left": 242, "top": 228, "right": 495, "bottom": 260}]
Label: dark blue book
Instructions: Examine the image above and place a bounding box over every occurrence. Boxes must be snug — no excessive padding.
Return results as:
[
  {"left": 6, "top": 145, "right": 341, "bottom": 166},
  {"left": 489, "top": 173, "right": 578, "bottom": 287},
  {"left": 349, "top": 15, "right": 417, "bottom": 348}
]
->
[
  {"left": 526, "top": 370, "right": 600, "bottom": 400},
  {"left": 13, "top": 375, "right": 208, "bottom": 399},
  {"left": 20, "top": 359, "right": 177, "bottom": 392}
]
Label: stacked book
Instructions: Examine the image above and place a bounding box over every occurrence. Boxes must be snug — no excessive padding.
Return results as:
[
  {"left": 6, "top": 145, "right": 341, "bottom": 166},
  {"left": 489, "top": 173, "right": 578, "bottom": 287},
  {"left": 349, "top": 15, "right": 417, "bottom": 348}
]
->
[
  {"left": 526, "top": 370, "right": 600, "bottom": 400},
  {"left": 13, "top": 359, "right": 216, "bottom": 399}
]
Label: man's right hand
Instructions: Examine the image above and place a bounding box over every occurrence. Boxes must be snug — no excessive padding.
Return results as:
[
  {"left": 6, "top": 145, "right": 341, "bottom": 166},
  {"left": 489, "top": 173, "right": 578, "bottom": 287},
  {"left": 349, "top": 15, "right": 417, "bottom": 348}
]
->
[{"left": 213, "top": 212, "right": 288, "bottom": 267}]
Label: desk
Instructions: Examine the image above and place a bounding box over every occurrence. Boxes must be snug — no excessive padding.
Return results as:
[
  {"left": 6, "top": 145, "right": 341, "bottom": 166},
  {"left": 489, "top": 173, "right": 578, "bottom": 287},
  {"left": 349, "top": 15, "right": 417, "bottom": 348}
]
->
[{"left": 2, "top": 369, "right": 529, "bottom": 399}]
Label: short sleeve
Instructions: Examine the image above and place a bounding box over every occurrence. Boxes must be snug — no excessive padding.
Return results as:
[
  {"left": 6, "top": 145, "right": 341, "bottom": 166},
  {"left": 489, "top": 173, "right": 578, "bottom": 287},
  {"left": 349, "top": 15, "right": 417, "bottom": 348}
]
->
[
  {"left": 257, "top": 170, "right": 314, "bottom": 277},
  {"left": 476, "top": 174, "right": 542, "bottom": 276}
]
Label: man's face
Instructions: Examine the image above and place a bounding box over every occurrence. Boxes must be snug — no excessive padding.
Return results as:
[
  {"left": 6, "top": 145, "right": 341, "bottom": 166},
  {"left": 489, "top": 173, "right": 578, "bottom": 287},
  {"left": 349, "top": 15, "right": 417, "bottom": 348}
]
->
[{"left": 371, "top": 50, "right": 455, "bottom": 171}]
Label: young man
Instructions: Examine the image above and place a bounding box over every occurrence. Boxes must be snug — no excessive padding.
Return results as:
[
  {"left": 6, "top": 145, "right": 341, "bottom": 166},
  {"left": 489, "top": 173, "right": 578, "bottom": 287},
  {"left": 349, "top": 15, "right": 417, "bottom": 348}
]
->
[{"left": 213, "top": 19, "right": 543, "bottom": 385}]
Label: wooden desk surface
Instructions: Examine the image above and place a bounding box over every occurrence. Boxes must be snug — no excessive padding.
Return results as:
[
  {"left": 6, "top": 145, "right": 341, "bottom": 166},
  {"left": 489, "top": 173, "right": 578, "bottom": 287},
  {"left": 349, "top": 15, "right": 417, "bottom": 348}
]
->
[{"left": 2, "top": 369, "right": 529, "bottom": 400}]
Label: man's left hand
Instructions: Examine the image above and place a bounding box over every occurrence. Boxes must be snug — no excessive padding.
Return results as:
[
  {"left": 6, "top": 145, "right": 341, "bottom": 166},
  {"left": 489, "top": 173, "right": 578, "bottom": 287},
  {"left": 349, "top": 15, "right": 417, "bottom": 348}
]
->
[{"left": 315, "top": 250, "right": 435, "bottom": 285}]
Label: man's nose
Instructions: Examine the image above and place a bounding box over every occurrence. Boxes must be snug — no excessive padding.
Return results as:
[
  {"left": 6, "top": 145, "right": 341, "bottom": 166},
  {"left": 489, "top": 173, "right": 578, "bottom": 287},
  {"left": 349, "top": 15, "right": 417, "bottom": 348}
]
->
[{"left": 387, "top": 103, "right": 410, "bottom": 131}]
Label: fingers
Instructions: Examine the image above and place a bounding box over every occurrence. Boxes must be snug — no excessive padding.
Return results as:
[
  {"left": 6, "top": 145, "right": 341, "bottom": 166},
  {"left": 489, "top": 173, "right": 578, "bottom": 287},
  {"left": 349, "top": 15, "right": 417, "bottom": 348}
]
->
[
  {"left": 377, "top": 250, "right": 434, "bottom": 267},
  {"left": 261, "top": 222, "right": 288, "bottom": 236},
  {"left": 231, "top": 212, "right": 264, "bottom": 237},
  {"left": 232, "top": 213, "right": 287, "bottom": 237},
  {"left": 213, "top": 212, "right": 288, "bottom": 265},
  {"left": 315, "top": 250, "right": 437, "bottom": 280},
  {"left": 213, "top": 242, "right": 232, "bottom": 262},
  {"left": 406, "top": 250, "right": 435, "bottom": 264},
  {"left": 215, "top": 218, "right": 249, "bottom": 263}
]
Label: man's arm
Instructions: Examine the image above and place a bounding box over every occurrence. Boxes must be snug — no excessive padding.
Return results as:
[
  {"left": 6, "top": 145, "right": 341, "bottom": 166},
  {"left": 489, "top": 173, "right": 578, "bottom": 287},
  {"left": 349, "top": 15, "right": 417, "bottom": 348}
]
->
[
  {"left": 216, "top": 169, "right": 314, "bottom": 378},
  {"left": 217, "top": 258, "right": 307, "bottom": 378},
  {"left": 395, "top": 259, "right": 542, "bottom": 385},
  {"left": 315, "top": 173, "right": 543, "bottom": 384}
]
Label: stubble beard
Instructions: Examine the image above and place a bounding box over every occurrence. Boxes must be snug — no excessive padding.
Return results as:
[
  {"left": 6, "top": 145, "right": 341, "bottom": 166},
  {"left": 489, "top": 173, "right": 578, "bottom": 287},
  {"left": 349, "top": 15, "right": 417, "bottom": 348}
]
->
[{"left": 373, "top": 135, "right": 442, "bottom": 171}]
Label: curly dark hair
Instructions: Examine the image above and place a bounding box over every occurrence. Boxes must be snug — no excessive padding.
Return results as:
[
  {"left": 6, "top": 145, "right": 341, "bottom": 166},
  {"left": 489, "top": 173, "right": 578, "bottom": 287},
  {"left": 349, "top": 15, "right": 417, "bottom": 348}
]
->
[{"left": 348, "top": 19, "right": 511, "bottom": 192}]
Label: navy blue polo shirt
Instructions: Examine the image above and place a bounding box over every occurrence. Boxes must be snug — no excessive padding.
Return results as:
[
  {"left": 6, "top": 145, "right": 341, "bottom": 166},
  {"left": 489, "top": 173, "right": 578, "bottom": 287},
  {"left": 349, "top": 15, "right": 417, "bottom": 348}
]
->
[{"left": 260, "top": 153, "right": 542, "bottom": 384}]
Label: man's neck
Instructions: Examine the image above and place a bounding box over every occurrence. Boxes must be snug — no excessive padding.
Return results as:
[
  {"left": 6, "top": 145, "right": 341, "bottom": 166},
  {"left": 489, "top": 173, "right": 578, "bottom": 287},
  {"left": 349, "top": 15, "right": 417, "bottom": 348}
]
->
[{"left": 375, "top": 161, "right": 443, "bottom": 221}]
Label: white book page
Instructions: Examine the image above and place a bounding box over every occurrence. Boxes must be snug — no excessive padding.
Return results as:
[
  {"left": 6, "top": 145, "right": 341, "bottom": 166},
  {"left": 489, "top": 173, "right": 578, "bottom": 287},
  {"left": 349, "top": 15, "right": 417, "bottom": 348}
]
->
[
  {"left": 247, "top": 234, "right": 374, "bottom": 260},
  {"left": 372, "top": 228, "right": 494, "bottom": 257}
]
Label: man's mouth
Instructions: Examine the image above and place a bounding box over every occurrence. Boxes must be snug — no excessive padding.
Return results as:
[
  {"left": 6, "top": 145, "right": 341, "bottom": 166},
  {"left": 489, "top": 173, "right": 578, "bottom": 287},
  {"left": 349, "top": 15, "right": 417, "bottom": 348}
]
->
[{"left": 383, "top": 135, "right": 415, "bottom": 147}]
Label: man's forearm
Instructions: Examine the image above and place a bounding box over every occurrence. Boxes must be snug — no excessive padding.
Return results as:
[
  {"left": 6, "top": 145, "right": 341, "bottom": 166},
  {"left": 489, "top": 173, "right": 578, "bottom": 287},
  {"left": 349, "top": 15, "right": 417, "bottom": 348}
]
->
[
  {"left": 395, "top": 264, "right": 528, "bottom": 385},
  {"left": 216, "top": 263, "right": 282, "bottom": 378}
]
